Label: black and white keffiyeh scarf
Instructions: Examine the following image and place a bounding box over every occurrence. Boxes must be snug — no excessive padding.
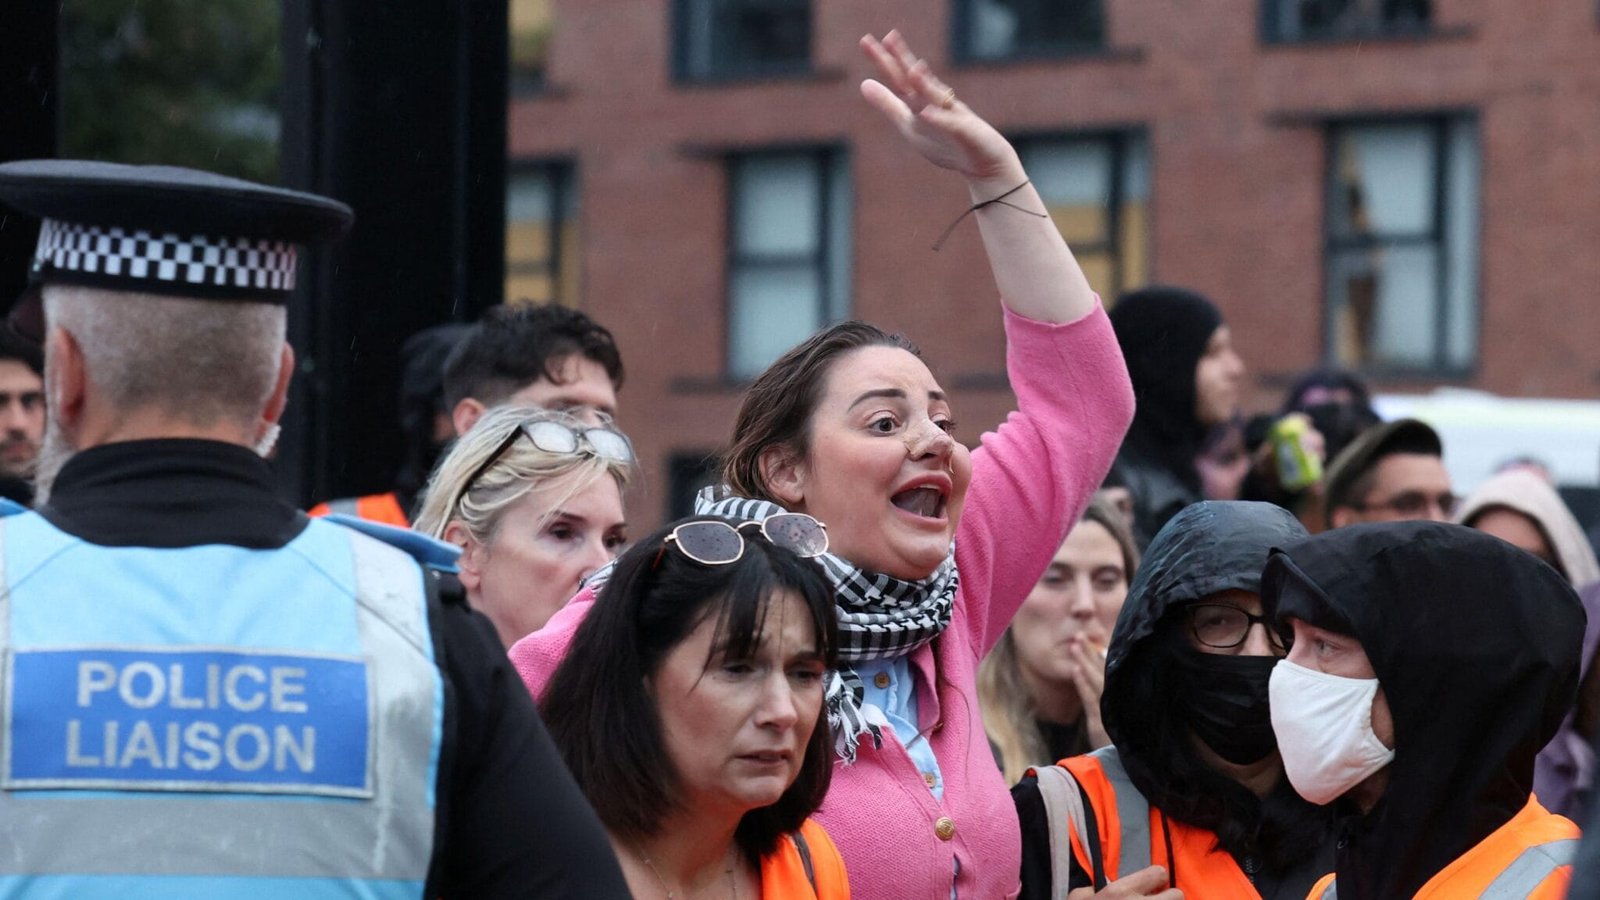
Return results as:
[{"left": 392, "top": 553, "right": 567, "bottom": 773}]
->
[{"left": 695, "top": 486, "right": 959, "bottom": 763}]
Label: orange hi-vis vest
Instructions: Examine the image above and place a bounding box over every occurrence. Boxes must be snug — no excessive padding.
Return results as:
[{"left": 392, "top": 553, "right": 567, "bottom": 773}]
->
[
  {"left": 1054, "top": 747, "right": 1264, "bottom": 899},
  {"left": 763, "top": 819, "right": 851, "bottom": 899},
  {"left": 1307, "top": 796, "right": 1577, "bottom": 900},
  {"left": 309, "top": 492, "right": 410, "bottom": 528}
]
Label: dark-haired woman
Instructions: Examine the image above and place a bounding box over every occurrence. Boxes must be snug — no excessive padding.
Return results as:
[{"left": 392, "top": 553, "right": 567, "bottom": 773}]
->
[
  {"left": 1015, "top": 502, "right": 1334, "bottom": 899},
  {"left": 542, "top": 515, "right": 848, "bottom": 899},
  {"left": 516, "top": 30, "right": 1133, "bottom": 899}
]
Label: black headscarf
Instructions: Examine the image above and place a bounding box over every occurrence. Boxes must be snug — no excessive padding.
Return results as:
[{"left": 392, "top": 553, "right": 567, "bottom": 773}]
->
[
  {"left": 1263, "top": 522, "right": 1585, "bottom": 900},
  {"left": 1101, "top": 501, "right": 1331, "bottom": 879},
  {"left": 1108, "top": 288, "right": 1225, "bottom": 544},
  {"left": 1109, "top": 285, "right": 1224, "bottom": 478}
]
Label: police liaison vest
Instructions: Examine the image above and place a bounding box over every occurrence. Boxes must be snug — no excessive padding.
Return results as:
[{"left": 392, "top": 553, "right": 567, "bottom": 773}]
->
[
  {"left": 0, "top": 509, "right": 446, "bottom": 898},
  {"left": 1308, "top": 796, "right": 1578, "bottom": 900},
  {"left": 1047, "top": 746, "right": 1264, "bottom": 899}
]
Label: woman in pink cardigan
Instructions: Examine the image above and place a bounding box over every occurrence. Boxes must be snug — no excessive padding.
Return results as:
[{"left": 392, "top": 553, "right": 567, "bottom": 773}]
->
[{"left": 512, "top": 31, "right": 1134, "bottom": 898}]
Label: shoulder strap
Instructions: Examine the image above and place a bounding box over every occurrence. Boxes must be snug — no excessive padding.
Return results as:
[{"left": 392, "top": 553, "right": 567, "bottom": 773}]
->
[
  {"left": 1090, "top": 746, "right": 1151, "bottom": 879},
  {"left": 790, "top": 829, "right": 817, "bottom": 894},
  {"left": 1036, "top": 765, "right": 1109, "bottom": 897}
]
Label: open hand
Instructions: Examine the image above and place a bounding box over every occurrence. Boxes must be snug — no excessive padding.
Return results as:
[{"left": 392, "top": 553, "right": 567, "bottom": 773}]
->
[{"left": 858, "top": 31, "right": 1022, "bottom": 183}]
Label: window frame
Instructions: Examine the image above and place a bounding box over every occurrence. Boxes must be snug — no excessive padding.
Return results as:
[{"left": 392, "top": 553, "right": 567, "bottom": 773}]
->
[
  {"left": 950, "top": 0, "right": 1108, "bottom": 64},
  {"left": 1009, "top": 128, "right": 1151, "bottom": 299},
  {"left": 1320, "top": 113, "right": 1479, "bottom": 376},
  {"left": 722, "top": 145, "right": 850, "bottom": 381},
  {"left": 504, "top": 159, "right": 579, "bottom": 307},
  {"left": 1260, "top": 0, "right": 1434, "bottom": 45},
  {"left": 672, "top": 0, "right": 813, "bottom": 84}
]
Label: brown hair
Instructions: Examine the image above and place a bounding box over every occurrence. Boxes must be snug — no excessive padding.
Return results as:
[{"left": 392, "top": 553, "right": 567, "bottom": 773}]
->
[
  {"left": 978, "top": 496, "right": 1140, "bottom": 783},
  {"left": 722, "top": 321, "right": 920, "bottom": 502}
]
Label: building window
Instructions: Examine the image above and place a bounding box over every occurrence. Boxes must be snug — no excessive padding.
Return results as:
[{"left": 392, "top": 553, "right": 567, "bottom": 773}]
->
[
  {"left": 1325, "top": 118, "right": 1478, "bottom": 372},
  {"left": 1016, "top": 133, "right": 1150, "bottom": 299},
  {"left": 509, "top": 0, "right": 555, "bottom": 93},
  {"left": 505, "top": 162, "right": 580, "bottom": 307},
  {"left": 953, "top": 0, "right": 1105, "bottom": 62},
  {"left": 674, "top": 0, "right": 811, "bottom": 82},
  {"left": 1264, "top": 0, "right": 1431, "bottom": 43},
  {"left": 726, "top": 150, "right": 851, "bottom": 380}
]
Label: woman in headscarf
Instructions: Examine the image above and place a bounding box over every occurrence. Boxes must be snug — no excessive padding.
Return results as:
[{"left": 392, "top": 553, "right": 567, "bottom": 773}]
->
[
  {"left": 1015, "top": 502, "right": 1333, "bottom": 899},
  {"left": 1108, "top": 287, "right": 1245, "bottom": 547},
  {"left": 511, "top": 30, "right": 1135, "bottom": 899},
  {"left": 1456, "top": 468, "right": 1600, "bottom": 819}
]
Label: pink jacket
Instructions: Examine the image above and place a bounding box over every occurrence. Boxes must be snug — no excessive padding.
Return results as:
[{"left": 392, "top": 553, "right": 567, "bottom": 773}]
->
[{"left": 511, "top": 302, "right": 1134, "bottom": 899}]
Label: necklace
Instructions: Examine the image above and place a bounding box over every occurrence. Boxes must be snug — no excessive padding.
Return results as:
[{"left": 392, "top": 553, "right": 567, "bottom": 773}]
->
[{"left": 633, "top": 843, "right": 739, "bottom": 900}]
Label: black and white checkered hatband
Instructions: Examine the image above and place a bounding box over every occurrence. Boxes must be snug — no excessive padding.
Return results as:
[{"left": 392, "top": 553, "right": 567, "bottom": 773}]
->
[{"left": 33, "top": 219, "right": 298, "bottom": 299}]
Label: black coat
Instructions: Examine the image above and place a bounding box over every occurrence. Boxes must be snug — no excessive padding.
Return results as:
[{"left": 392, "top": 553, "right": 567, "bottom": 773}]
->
[
  {"left": 1016, "top": 502, "right": 1331, "bottom": 899},
  {"left": 1263, "top": 522, "right": 1586, "bottom": 900}
]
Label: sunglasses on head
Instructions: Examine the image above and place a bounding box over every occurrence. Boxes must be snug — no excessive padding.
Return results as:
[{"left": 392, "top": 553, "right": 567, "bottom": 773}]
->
[
  {"left": 654, "top": 514, "right": 829, "bottom": 569},
  {"left": 452, "top": 419, "right": 633, "bottom": 513}
]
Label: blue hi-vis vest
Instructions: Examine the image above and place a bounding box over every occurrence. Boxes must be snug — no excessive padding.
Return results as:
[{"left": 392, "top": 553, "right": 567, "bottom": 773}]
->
[{"left": 0, "top": 510, "right": 447, "bottom": 899}]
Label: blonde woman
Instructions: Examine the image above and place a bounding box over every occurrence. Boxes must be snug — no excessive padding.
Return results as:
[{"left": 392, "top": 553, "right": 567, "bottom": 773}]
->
[
  {"left": 415, "top": 404, "right": 635, "bottom": 647},
  {"left": 979, "top": 496, "right": 1138, "bottom": 784}
]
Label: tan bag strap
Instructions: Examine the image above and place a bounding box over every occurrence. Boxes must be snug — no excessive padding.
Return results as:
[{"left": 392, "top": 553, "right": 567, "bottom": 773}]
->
[{"left": 1035, "top": 765, "right": 1091, "bottom": 900}]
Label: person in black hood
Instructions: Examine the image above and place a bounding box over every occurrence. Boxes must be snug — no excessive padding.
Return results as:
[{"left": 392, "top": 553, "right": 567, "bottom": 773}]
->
[
  {"left": 1108, "top": 287, "right": 1245, "bottom": 548},
  {"left": 1015, "top": 501, "right": 1334, "bottom": 899},
  {"left": 1264, "top": 522, "right": 1585, "bottom": 900}
]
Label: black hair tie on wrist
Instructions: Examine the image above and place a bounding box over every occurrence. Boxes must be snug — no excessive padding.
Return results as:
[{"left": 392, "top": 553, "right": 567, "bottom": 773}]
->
[{"left": 931, "top": 178, "right": 1048, "bottom": 251}]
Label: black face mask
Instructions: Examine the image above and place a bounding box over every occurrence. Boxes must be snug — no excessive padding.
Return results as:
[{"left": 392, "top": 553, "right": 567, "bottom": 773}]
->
[{"left": 1171, "top": 651, "right": 1279, "bottom": 765}]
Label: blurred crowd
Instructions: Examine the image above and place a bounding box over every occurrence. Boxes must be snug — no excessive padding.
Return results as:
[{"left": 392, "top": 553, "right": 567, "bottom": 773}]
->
[{"left": 0, "top": 27, "right": 1597, "bottom": 900}]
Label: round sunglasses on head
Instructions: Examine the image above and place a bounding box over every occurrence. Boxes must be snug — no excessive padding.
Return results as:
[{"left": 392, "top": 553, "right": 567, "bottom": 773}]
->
[
  {"left": 657, "top": 514, "right": 829, "bottom": 568},
  {"left": 453, "top": 419, "right": 634, "bottom": 513}
]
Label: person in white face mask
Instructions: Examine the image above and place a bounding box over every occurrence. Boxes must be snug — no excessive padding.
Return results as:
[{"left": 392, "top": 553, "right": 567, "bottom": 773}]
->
[{"left": 1262, "top": 521, "right": 1585, "bottom": 900}]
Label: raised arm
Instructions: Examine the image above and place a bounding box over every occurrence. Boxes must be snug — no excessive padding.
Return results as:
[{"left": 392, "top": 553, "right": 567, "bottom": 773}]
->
[{"left": 859, "top": 31, "right": 1095, "bottom": 325}]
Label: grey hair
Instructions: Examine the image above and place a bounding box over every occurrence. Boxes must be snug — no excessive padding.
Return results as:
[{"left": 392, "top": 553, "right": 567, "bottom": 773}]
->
[
  {"left": 42, "top": 285, "right": 286, "bottom": 430},
  {"left": 413, "top": 404, "right": 636, "bottom": 544}
]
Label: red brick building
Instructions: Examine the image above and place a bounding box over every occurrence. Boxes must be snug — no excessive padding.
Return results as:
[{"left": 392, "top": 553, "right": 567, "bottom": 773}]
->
[{"left": 507, "top": 0, "right": 1600, "bottom": 530}]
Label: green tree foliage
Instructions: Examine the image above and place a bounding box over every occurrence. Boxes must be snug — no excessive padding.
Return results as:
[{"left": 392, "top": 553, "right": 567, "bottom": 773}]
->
[{"left": 60, "top": 0, "right": 280, "bottom": 183}]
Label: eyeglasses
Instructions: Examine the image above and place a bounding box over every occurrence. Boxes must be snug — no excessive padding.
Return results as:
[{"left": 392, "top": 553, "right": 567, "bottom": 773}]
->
[
  {"left": 656, "top": 514, "right": 829, "bottom": 568},
  {"left": 1356, "top": 490, "right": 1458, "bottom": 519},
  {"left": 1186, "top": 603, "right": 1287, "bottom": 652},
  {"left": 452, "top": 419, "right": 634, "bottom": 512}
]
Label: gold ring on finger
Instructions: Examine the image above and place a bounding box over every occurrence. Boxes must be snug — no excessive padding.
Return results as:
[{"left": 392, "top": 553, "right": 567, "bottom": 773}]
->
[{"left": 937, "top": 87, "right": 957, "bottom": 109}]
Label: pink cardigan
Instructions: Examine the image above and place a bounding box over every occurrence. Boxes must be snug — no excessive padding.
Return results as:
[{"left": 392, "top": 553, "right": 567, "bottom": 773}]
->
[{"left": 511, "top": 302, "right": 1134, "bottom": 899}]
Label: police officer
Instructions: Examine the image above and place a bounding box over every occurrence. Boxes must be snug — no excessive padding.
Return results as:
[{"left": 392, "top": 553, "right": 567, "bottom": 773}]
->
[{"left": 0, "top": 160, "right": 631, "bottom": 898}]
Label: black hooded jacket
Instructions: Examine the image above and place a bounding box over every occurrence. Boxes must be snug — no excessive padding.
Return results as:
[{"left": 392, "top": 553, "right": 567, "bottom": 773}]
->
[
  {"left": 1107, "top": 287, "right": 1224, "bottom": 546},
  {"left": 1015, "top": 502, "right": 1333, "bottom": 899},
  {"left": 1263, "top": 522, "right": 1586, "bottom": 900}
]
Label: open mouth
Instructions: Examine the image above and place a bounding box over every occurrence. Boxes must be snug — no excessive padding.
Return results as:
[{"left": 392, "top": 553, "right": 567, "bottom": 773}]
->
[{"left": 890, "top": 485, "right": 947, "bottom": 519}]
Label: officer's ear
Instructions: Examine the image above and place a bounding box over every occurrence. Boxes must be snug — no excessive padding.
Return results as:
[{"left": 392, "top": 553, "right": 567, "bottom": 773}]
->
[
  {"left": 261, "top": 343, "right": 294, "bottom": 426},
  {"left": 444, "top": 521, "right": 483, "bottom": 593},
  {"left": 45, "top": 325, "right": 86, "bottom": 434}
]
